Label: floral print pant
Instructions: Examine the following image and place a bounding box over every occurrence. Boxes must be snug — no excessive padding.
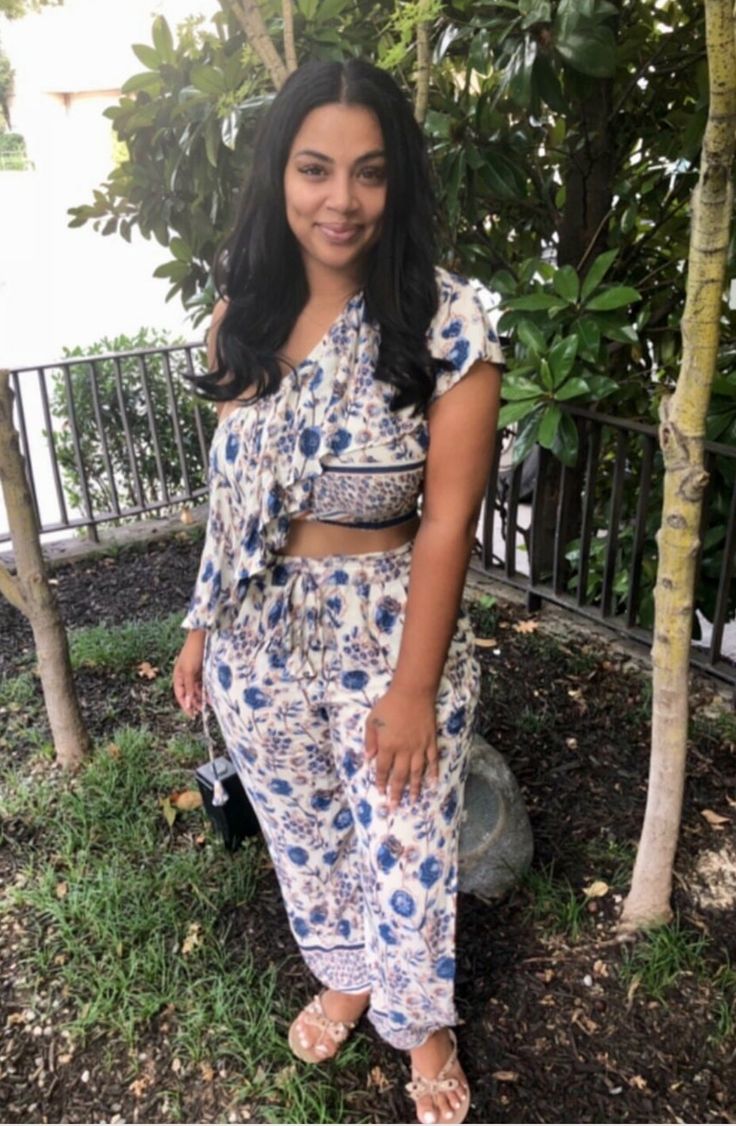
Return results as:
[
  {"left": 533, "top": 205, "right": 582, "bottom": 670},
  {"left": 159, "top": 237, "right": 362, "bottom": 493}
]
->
[{"left": 203, "top": 540, "right": 481, "bottom": 1050}]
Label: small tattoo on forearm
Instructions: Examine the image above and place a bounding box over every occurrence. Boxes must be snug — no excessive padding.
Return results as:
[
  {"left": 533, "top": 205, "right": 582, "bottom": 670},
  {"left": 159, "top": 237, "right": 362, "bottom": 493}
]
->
[{"left": 369, "top": 717, "right": 387, "bottom": 728}]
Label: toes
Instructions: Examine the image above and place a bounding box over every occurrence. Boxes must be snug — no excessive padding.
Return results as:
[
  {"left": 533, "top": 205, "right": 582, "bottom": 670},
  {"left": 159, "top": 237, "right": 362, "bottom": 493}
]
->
[{"left": 416, "top": 1095, "right": 438, "bottom": 1124}]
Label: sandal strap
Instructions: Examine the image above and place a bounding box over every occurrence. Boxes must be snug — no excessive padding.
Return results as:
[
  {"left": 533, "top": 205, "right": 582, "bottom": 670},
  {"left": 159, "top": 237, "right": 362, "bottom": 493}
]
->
[
  {"left": 406, "top": 1030, "right": 465, "bottom": 1101},
  {"left": 302, "top": 993, "right": 357, "bottom": 1044},
  {"left": 405, "top": 1075, "right": 463, "bottom": 1098}
]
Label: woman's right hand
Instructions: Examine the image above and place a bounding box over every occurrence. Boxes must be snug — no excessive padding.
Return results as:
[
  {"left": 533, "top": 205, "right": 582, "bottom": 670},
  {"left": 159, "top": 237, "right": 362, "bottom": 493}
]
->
[{"left": 173, "top": 630, "right": 206, "bottom": 718}]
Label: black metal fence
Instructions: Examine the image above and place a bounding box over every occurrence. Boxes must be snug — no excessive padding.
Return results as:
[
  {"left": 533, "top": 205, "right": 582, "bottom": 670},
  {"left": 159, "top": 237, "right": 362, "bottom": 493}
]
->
[
  {"left": 3, "top": 343, "right": 213, "bottom": 543},
  {"left": 479, "top": 404, "right": 736, "bottom": 690},
  {"left": 4, "top": 345, "right": 736, "bottom": 689}
]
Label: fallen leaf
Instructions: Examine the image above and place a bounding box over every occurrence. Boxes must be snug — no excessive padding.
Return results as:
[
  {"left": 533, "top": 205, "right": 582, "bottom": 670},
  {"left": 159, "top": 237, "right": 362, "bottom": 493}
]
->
[
  {"left": 368, "top": 1065, "right": 392, "bottom": 1093},
  {"left": 513, "top": 620, "right": 540, "bottom": 634},
  {"left": 55, "top": 881, "right": 68, "bottom": 899},
  {"left": 137, "top": 661, "right": 159, "bottom": 680},
  {"left": 701, "top": 809, "right": 730, "bottom": 827},
  {"left": 492, "top": 1071, "right": 519, "bottom": 1083},
  {"left": 593, "top": 959, "right": 609, "bottom": 978},
  {"left": 172, "top": 789, "right": 203, "bottom": 812},
  {"left": 160, "top": 797, "right": 177, "bottom": 828},
  {"left": 565, "top": 736, "right": 578, "bottom": 751},
  {"left": 474, "top": 637, "right": 498, "bottom": 648},
  {"left": 583, "top": 880, "right": 609, "bottom": 899},
  {"left": 180, "top": 508, "right": 194, "bottom": 525},
  {"left": 274, "top": 1064, "right": 297, "bottom": 1089},
  {"left": 106, "top": 742, "right": 121, "bottom": 759},
  {"left": 182, "top": 922, "right": 202, "bottom": 957},
  {"left": 629, "top": 1074, "right": 649, "bottom": 1090},
  {"left": 626, "top": 973, "right": 641, "bottom": 1009},
  {"left": 199, "top": 1062, "right": 215, "bottom": 1082}
]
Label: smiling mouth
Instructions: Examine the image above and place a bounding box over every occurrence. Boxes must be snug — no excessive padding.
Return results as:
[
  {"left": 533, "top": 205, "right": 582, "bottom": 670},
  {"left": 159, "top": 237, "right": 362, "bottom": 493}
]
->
[{"left": 318, "top": 224, "right": 361, "bottom": 236}]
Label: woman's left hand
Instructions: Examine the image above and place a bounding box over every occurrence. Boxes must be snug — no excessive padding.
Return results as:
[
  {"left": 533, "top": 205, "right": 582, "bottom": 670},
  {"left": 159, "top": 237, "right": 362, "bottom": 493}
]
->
[{"left": 364, "top": 686, "right": 439, "bottom": 811}]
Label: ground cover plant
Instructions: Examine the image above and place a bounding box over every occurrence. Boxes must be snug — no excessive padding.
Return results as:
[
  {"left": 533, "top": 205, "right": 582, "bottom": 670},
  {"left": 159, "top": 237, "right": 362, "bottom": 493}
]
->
[{"left": 1, "top": 531, "right": 735, "bottom": 1123}]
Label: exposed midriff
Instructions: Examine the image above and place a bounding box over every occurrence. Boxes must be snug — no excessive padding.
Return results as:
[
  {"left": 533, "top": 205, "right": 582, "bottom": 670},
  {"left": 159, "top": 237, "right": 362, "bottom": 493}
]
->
[{"left": 277, "top": 513, "right": 421, "bottom": 558}]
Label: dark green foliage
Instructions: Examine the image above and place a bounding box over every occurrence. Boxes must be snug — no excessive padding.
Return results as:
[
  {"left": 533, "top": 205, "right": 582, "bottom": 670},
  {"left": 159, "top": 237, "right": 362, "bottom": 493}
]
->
[{"left": 50, "top": 329, "right": 215, "bottom": 520}]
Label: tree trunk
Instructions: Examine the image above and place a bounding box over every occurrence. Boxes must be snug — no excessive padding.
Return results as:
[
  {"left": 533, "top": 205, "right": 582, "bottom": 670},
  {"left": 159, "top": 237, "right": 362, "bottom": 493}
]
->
[
  {"left": 230, "top": 0, "right": 288, "bottom": 90},
  {"left": 557, "top": 76, "right": 615, "bottom": 270},
  {"left": 619, "top": 0, "right": 736, "bottom": 934},
  {"left": 0, "top": 371, "right": 91, "bottom": 771}
]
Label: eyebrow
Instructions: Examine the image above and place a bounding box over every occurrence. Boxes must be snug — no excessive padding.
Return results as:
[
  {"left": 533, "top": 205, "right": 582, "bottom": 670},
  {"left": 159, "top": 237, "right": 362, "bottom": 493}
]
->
[{"left": 293, "top": 148, "right": 386, "bottom": 164}]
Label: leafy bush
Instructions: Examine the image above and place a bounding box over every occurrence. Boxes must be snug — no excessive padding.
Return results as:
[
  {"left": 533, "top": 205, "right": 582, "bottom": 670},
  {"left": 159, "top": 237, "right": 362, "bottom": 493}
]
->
[
  {"left": 50, "top": 328, "right": 214, "bottom": 521},
  {"left": 0, "top": 131, "right": 30, "bottom": 170}
]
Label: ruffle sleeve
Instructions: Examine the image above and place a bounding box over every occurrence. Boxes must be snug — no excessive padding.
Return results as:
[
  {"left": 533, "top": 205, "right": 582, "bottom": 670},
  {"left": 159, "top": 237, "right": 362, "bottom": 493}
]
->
[{"left": 427, "top": 269, "right": 505, "bottom": 404}]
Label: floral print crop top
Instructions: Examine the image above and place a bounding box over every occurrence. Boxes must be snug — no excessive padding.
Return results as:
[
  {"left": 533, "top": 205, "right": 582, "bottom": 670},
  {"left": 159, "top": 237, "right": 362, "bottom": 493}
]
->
[{"left": 182, "top": 266, "right": 504, "bottom": 632}]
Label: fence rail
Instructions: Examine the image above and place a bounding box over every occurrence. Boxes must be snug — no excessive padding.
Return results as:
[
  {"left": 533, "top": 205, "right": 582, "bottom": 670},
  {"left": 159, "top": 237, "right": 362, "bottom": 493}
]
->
[
  {"left": 479, "top": 404, "right": 736, "bottom": 691},
  {"left": 4, "top": 342, "right": 213, "bottom": 544},
  {"left": 4, "top": 345, "right": 736, "bottom": 690}
]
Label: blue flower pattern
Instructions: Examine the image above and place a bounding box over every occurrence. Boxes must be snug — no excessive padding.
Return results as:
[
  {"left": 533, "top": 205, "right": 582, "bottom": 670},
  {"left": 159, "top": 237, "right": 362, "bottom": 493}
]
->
[
  {"left": 182, "top": 267, "right": 503, "bottom": 632},
  {"left": 193, "top": 270, "right": 500, "bottom": 1050}
]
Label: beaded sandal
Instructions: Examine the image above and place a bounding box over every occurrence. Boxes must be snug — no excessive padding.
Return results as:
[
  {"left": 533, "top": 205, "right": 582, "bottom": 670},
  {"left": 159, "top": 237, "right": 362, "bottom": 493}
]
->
[
  {"left": 287, "top": 991, "right": 359, "bottom": 1064},
  {"left": 405, "top": 1030, "right": 470, "bottom": 1125}
]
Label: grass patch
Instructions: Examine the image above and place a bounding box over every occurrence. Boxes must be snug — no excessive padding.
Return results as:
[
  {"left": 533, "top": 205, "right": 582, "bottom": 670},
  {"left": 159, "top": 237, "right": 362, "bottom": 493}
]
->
[
  {"left": 69, "top": 612, "right": 185, "bottom": 673},
  {"left": 521, "top": 863, "right": 589, "bottom": 942},
  {"left": 0, "top": 671, "right": 38, "bottom": 709},
  {"left": 619, "top": 917, "right": 708, "bottom": 1002},
  {"left": 0, "top": 724, "right": 363, "bottom": 1122},
  {"left": 469, "top": 593, "right": 498, "bottom": 638}
]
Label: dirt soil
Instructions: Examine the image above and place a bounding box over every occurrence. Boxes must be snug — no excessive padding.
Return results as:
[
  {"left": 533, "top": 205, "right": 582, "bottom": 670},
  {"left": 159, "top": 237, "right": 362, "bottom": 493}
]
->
[{"left": 1, "top": 532, "right": 735, "bottom": 1124}]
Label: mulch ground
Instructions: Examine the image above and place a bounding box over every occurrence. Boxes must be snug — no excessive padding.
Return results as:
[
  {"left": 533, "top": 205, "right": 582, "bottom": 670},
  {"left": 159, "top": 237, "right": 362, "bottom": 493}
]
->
[{"left": 1, "top": 532, "right": 735, "bottom": 1124}]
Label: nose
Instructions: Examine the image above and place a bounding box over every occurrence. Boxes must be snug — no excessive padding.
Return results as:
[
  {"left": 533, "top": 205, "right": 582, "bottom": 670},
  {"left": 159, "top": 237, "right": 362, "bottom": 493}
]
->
[{"left": 326, "top": 172, "right": 357, "bottom": 214}]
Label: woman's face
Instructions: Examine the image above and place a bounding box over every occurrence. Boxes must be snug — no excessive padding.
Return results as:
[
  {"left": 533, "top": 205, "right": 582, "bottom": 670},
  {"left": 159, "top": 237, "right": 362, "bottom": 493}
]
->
[{"left": 283, "top": 102, "right": 387, "bottom": 282}]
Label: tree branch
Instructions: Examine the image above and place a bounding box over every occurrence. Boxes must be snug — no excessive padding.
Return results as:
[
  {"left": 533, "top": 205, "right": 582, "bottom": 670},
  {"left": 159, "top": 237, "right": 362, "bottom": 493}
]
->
[
  {"left": 231, "top": 0, "right": 288, "bottom": 90},
  {"left": 282, "top": 0, "right": 297, "bottom": 74},
  {"left": 0, "top": 559, "right": 26, "bottom": 614},
  {"left": 414, "top": 20, "right": 431, "bottom": 124}
]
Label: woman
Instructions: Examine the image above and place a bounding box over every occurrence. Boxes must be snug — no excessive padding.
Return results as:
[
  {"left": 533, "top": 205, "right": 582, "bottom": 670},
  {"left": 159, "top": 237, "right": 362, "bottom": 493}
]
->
[{"left": 173, "top": 58, "right": 502, "bottom": 1125}]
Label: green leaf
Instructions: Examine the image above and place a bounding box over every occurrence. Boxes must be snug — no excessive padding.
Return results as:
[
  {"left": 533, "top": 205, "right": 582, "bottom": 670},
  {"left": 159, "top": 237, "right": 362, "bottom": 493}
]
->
[
  {"left": 539, "top": 358, "right": 554, "bottom": 391},
  {"left": 580, "top": 249, "right": 618, "bottom": 302},
  {"left": 555, "top": 377, "right": 590, "bottom": 401},
  {"left": 121, "top": 72, "right": 163, "bottom": 95},
  {"left": 599, "top": 321, "right": 639, "bottom": 344},
  {"left": 511, "top": 411, "right": 542, "bottom": 465},
  {"left": 517, "top": 320, "right": 546, "bottom": 355},
  {"left": 585, "top": 286, "right": 640, "bottom": 311},
  {"left": 552, "top": 412, "right": 579, "bottom": 466},
  {"left": 151, "top": 16, "right": 174, "bottom": 63},
  {"left": 190, "top": 65, "right": 226, "bottom": 95},
  {"left": 315, "top": 0, "right": 349, "bottom": 20},
  {"left": 520, "top": 0, "right": 551, "bottom": 27},
  {"left": 548, "top": 336, "right": 578, "bottom": 386},
  {"left": 552, "top": 265, "right": 580, "bottom": 303},
  {"left": 538, "top": 404, "right": 561, "bottom": 448},
  {"left": 583, "top": 374, "right": 618, "bottom": 400},
  {"left": 577, "top": 316, "right": 601, "bottom": 356},
  {"left": 169, "top": 237, "right": 191, "bottom": 262},
  {"left": 132, "top": 43, "right": 160, "bottom": 70},
  {"left": 532, "top": 52, "right": 567, "bottom": 112},
  {"left": 505, "top": 293, "right": 559, "bottom": 312},
  {"left": 554, "top": 4, "right": 617, "bottom": 78},
  {"left": 502, "top": 375, "right": 544, "bottom": 401},
  {"left": 499, "top": 399, "right": 543, "bottom": 428}
]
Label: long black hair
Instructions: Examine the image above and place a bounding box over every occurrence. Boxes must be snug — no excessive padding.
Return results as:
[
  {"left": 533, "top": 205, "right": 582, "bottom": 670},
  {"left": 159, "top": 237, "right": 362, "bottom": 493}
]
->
[{"left": 192, "top": 58, "right": 450, "bottom": 414}]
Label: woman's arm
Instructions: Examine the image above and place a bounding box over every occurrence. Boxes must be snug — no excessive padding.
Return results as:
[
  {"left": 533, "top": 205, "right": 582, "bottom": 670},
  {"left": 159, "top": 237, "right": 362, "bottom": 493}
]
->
[
  {"left": 364, "top": 359, "right": 502, "bottom": 807},
  {"left": 391, "top": 359, "right": 502, "bottom": 697}
]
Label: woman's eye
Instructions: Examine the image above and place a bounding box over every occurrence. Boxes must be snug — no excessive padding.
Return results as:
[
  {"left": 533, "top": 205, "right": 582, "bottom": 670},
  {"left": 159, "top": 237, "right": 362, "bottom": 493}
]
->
[
  {"left": 360, "top": 166, "right": 386, "bottom": 183},
  {"left": 299, "top": 165, "right": 326, "bottom": 177}
]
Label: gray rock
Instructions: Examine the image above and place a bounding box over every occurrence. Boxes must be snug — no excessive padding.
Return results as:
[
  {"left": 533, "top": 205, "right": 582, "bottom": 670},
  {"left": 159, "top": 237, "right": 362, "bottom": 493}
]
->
[{"left": 458, "top": 735, "right": 534, "bottom": 900}]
